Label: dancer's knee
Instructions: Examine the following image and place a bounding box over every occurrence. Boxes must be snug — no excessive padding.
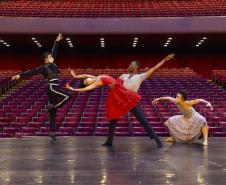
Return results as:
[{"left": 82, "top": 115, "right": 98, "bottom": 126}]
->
[
  {"left": 48, "top": 107, "right": 56, "bottom": 113},
  {"left": 67, "top": 94, "right": 72, "bottom": 101}
]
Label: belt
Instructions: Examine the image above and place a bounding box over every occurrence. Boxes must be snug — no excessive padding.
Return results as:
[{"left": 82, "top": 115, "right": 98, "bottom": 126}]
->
[
  {"left": 49, "top": 78, "right": 59, "bottom": 82},
  {"left": 48, "top": 78, "right": 59, "bottom": 84},
  {"left": 48, "top": 83, "right": 59, "bottom": 86}
]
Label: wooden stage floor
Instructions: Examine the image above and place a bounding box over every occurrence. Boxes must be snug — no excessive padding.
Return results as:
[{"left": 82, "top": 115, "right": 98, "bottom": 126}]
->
[{"left": 0, "top": 137, "right": 226, "bottom": 185}]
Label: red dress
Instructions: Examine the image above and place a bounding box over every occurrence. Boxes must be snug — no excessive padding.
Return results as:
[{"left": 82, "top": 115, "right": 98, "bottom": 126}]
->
[{"left": 100, "top": 75, "right": 141, "bottom": 120}]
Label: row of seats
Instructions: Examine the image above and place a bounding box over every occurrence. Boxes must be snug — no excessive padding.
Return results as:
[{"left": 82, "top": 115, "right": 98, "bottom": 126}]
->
[
  {"left": 0, "top": 0, "right": 226, "bottom": 17},
  {"left": 0, "top": 68, "right": 226, "bottom": 138},
  {"left": 0, "top": 70, "right": 20, "bottom": 96},
  {"left": 212, "top": 70, "right": 226, "bottom": 88}
]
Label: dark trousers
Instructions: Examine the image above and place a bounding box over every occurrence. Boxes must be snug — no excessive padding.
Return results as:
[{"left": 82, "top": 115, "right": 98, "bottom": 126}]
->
[
  {"left": 48, "top": 85, "right": 71, "bottom": 132},
  {"left": 105, "top": 104, "right": 159, "bottom": 144}
]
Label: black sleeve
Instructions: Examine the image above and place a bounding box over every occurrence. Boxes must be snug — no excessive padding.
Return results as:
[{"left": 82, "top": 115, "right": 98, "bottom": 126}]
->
[
  {"left": 19, "top": 66, "right": 44, "bottom": 78},
  {"left": 51, "top": 41, "right": 59, "bottom": 61}
]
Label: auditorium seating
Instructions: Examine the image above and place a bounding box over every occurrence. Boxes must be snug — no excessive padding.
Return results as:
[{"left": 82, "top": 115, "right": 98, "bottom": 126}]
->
[
  {"left": 0, "top": 68, "right": 226, "bottom": 138},
  {"left": 0, "top": 0, "right": 226, "bottom": 18},
  {"left": 0, "top": 70, "right": 21, "bottom": 96},
  {"left": 212, "top": 70, "right": 226, "bottom": 88}
]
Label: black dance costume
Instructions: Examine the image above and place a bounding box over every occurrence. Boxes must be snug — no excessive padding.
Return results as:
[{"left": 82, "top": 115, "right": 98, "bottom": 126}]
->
[{"left": 19, "top": 40, "right": 71, "bottom": 138}]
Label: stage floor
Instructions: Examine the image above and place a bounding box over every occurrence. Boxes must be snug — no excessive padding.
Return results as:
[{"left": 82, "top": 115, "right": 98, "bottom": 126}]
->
[{"left": 0, "top": 137, "right": 226, "bottom": 185}]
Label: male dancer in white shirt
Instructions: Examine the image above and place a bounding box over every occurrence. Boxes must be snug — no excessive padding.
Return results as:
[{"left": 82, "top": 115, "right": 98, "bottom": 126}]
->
[{"left": 103, "top": 54, "right": 175, "bottom": 148}]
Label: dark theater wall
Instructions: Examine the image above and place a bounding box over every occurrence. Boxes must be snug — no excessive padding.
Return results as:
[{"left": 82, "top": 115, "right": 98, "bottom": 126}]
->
[{"left": 0, "top": 52, "right": 225, "bottom": 79}]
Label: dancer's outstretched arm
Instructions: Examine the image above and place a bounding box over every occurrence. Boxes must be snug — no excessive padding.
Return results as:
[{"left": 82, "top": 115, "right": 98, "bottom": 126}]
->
[
  {"left": 52, "top": 33, "right": 63, "bottom": 61},
  {"left": 152, "top": 97, "right": 176, "bottom": 105},
  {"left": 70, "top": 70, "right": 95, "bottom": 79},
  {"left": 12, "top": 66, "right": 44, "bottom": 80},
  {"left": 12, "top": 33, "right": 63, "bottom": 81},
  {"left": 188, "top": 99, "right": 213, "bottom": 110},
  {"left": 142, "top": 54, "right": 175, "bottom": 81},
  {"left": 65, "top": 81, "right": 101, "bottom": 92}
]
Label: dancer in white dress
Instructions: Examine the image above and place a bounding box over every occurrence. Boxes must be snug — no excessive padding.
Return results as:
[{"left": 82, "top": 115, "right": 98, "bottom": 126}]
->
[{"left": 152, "top": 90, "right": 213, "bottom": 146}]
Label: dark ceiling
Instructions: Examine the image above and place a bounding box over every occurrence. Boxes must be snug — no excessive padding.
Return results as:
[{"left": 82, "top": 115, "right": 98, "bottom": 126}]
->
[{"left": 0, "top": 34, "right": 226, "bottom": 53}]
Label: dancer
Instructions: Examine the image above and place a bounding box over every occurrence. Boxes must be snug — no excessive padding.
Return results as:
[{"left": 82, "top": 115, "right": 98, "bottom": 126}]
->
[
  {"left": 66, "top": 54, "right": 174, "bottom": 148},
  {"left": 152, "top": 90, "right": 213, "bottom": 146},
  {"left": 102, "top": 54, "right": 175, "bottom": 147},
  {"left": 66, "top": 72, "right": 163, "bottom": 147},
  {"left": 12, "top": 33, "right": 71, "bottom": 140}
]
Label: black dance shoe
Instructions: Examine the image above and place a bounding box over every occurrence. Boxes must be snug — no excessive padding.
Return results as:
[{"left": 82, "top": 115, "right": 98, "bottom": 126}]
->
[
  {"left": 155, "top": 137, "right": 163, "bottom": 148},
  {"left": 102, "top": 142, "right": 113, "bottom": 147},
  {"left": 49, "top": 131, "right": 56, "bottom": 141}
]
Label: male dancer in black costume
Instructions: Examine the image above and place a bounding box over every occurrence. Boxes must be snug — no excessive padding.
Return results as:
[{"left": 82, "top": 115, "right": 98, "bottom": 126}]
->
[{"left": 12, "top": 33, "right": 71, "bottom": 140}]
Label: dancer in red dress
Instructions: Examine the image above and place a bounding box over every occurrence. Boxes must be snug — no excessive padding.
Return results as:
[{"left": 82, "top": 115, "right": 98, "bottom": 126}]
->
[{"left": 66, "top": 71, "right": 163, "bottom": 148}]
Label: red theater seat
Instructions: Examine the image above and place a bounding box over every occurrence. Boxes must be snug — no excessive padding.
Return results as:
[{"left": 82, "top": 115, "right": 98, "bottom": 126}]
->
[{"left": 0, "top": 1, "right": 226, "bottom": 18}]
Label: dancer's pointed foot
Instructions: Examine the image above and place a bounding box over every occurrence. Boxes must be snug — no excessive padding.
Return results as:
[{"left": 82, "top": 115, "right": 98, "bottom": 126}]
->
[
  {"left": 203, "top": 140, "right": 208, "bottom": 146},
  {"left": 49, "top": 131, "right": 56, "bottom": 141},
  {"left": 165, "top": 137, "right": 175, "bottom": 143},
  {"left": 102, "top": 141, "right": 113, "bottom": 147},
  {"left": 155, "top": 137, "right": 163, "bottom": 148}
]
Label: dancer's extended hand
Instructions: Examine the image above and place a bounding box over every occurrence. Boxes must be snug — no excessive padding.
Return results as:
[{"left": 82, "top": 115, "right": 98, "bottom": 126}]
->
[
  {"left": 12, "top": 74, "right": 20, "bottom": 80},
  {"left": 70, "top": 70, "right": 76, "bottom": 78},
  {"left": 152, "top": 98, "right": 159, "bottom": 105},
  {"left": 56, "top": 33, "right": 63, "bottom": 42},
  {"left": 108, "top": 84, "right": 115, "bottom": 89},
  {"left": 65, "top": 83, "right": 73, "bottom": 90},
  {"left": 206, "top": 102, "right": 213, "bottom": 111},
  {"left": 164, "top": 54, "right": 175, "bottom": 61}
]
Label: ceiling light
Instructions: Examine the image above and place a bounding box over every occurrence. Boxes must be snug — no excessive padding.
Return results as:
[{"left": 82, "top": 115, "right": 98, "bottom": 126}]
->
[{"left": 32, "top": 38, "right": 36, "bottom": 40}]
